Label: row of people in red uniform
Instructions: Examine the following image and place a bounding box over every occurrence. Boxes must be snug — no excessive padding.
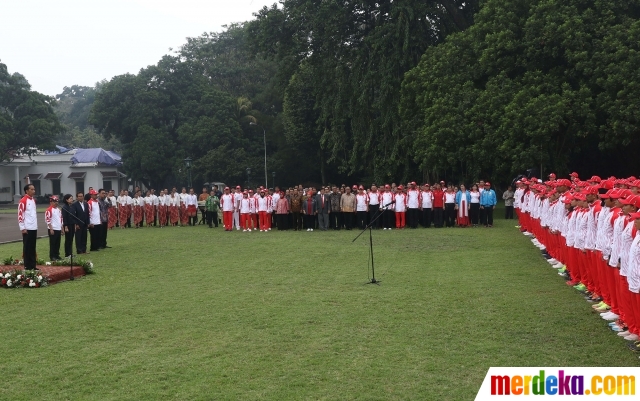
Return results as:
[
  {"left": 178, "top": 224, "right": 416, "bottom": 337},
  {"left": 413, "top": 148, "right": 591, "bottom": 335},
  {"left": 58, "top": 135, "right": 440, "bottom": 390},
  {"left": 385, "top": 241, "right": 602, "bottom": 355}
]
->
[{"left": 515, "top": 172, "right": 640, "bottom": 352}]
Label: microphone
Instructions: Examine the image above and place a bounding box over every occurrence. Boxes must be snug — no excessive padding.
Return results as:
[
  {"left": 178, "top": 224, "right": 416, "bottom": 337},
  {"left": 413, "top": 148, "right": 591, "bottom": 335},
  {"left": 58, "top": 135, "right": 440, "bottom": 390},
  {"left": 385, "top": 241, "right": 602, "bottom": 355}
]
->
[{"left": 383, "top": 200, "right": 395, "bottom": 208}]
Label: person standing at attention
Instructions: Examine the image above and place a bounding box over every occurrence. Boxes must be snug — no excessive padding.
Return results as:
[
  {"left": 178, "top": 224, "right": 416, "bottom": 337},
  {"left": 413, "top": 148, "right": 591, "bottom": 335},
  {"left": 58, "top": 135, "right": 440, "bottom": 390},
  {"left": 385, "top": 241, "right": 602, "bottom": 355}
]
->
[
  {"left": 480, "top": 182, "right": 498, "bottom": 227},
  {"left": 503, "top": 185, "right": 515, "bottom": 219},
  {"left": 18, "top": 184, "right": 38, "bottom": 269},
  {"left": 45, "top": 195, "right": 63, "bottom": 261}
]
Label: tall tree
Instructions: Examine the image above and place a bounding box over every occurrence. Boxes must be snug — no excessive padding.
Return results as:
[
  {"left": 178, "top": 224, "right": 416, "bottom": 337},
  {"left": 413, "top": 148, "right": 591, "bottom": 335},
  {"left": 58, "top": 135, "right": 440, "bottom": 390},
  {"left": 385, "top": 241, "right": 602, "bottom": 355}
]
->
[{"left": 0, "top": 61, "right": 62, "bottom": 161}]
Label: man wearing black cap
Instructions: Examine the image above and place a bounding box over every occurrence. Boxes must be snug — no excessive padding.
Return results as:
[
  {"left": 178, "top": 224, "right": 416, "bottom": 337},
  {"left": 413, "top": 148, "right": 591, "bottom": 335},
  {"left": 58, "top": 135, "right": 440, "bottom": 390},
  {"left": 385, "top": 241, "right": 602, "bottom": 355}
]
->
[{"left": 45, "top": 195, "right": 63, "bottom": 260}]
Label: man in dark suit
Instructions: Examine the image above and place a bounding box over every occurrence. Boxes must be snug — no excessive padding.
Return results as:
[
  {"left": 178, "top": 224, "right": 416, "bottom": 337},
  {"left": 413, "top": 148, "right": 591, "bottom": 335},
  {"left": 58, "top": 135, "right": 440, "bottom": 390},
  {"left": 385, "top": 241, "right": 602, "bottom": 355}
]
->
[
  {"left": 72, "top": 191, "right": 90, "bottom": 254},
  {"left": 316, "top": 188, "right": 330, "bottom": 231}
]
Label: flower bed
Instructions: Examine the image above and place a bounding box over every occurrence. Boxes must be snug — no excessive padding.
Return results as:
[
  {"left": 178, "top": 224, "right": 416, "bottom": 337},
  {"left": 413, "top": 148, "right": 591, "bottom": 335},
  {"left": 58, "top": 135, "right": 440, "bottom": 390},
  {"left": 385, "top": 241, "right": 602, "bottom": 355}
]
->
[
  {"left": 1, "top": 269, "right": 48, "bottom": 288},
  {"left": 1, "top": 256, "right": 94, "bottom": 287}
]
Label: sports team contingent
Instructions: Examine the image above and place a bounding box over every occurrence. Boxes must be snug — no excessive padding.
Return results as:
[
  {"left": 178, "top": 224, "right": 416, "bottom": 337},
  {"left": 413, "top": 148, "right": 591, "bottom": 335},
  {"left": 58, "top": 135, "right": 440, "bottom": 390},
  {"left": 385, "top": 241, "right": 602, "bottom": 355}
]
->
[
  {"left": 20, "top": 170, "right": 640, "bottom": 354},
  {"left": 515, "top": 173, "right": 640, "bottom": 352}
]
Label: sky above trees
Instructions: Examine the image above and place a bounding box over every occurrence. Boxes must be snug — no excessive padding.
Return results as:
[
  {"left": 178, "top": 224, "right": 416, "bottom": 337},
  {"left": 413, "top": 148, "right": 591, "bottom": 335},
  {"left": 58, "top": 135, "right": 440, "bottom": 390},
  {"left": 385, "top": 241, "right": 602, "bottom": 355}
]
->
[{"left": 0, "top": 0, "right": 275, "bottom": 96}]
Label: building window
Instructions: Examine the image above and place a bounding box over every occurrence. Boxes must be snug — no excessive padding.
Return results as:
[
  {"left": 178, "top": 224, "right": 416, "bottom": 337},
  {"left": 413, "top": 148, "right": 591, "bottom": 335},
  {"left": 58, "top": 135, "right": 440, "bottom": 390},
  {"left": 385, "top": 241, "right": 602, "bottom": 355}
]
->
[
  {"left": 32, "top": 180, "right": 41, "bottom": 197},
  {"left": 51, "top": 179, "right": 61, "bottom": 195},
  {"left": 75, "top": 181, "right": 84, "bottom": 195},
  {"left": 102, "top": 181, "right": 112, "bottom": 191}
]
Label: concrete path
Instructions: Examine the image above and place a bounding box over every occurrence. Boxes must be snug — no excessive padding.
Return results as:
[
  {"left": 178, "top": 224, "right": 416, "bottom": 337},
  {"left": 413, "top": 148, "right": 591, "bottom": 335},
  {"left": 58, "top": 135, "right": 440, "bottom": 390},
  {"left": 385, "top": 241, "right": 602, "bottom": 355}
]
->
[{"left": 0, "top": 212, "right": 48, "bottom": 244}]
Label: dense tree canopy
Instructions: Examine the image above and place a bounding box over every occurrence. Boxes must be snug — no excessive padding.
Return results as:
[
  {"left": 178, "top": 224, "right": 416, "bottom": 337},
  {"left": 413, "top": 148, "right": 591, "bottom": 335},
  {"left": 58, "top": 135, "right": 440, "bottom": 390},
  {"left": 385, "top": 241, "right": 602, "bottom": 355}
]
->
[
  {"left": 85, "top": 0, "right": 640, "bottom": 189},
  {"left": 0, "top": 61, "right": 62, "bottom": 161},
  {"left": 401, "top": 0, "right": 640, "bottom": 185}
]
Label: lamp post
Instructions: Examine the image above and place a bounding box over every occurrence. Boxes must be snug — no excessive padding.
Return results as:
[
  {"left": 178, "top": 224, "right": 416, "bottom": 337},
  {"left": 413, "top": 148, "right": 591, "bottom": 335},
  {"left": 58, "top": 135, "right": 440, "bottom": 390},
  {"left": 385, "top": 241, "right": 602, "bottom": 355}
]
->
[
  {"left": 249, "top": 122, "right": 268, "bottom": 188},
  {"left": 272, "top": 171, "right": 276, "bottom": 188},
  {"left": 184, "top": 157, "right": 193, "bottom": 189},
  {"left": 246, "top": 167, "right": 251, "bottom": 189}
]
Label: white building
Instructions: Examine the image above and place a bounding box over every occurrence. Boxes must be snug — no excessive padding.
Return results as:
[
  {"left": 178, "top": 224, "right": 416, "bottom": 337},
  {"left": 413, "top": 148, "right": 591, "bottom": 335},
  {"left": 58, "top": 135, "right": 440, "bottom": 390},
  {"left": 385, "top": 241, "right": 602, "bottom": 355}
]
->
[{"left": 1, "top": 147, "right": 126, "bottom": 203}]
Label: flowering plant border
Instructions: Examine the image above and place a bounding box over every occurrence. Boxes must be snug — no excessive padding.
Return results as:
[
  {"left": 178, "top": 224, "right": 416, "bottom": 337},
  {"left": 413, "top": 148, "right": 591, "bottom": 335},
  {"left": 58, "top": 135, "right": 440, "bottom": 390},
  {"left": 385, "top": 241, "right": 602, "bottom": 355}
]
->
[{"left": 1, "top": 269, "right": 48, "bottom": 288}]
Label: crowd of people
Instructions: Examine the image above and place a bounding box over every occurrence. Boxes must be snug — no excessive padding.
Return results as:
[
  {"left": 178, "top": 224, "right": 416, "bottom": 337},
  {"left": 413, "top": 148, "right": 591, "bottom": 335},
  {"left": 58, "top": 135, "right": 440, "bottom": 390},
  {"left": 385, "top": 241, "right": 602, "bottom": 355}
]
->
[
  {"left": 17, "top": 179, "right": 507, "bottom": 268},
  {"left": 103, "top": 181, "right": 502, "bottom": 233},
  {"left": 515, "top": 172, "right": 640, "bottom": 353}
]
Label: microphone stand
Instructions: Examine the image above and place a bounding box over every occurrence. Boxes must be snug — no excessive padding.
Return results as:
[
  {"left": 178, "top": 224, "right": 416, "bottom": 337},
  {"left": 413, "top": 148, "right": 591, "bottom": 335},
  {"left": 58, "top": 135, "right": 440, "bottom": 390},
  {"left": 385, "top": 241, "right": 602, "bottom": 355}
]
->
[
  {"left": 352, "top": 201, "right": 394, "bottom": 285},
  {"left": 61, "top": 205, "right": 86, "bottom": 281}
]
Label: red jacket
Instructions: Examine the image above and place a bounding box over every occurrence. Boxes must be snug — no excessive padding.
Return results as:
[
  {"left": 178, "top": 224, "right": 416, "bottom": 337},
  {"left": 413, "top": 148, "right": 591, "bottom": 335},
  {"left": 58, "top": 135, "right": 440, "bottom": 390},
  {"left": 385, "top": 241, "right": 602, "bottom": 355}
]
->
[{"left": 432, "top": 190, "right": 445, "bottom": 208}]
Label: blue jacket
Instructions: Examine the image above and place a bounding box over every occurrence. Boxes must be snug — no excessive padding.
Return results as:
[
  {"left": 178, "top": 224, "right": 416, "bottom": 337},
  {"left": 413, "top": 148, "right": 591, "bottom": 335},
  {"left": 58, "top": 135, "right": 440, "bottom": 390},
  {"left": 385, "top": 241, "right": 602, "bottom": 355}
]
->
[
  {"left": 455, "top": 191, "right": 471, "bottom": 206},
  {"left": 480, "top": 189, "right": 497, "bottom": 207}
]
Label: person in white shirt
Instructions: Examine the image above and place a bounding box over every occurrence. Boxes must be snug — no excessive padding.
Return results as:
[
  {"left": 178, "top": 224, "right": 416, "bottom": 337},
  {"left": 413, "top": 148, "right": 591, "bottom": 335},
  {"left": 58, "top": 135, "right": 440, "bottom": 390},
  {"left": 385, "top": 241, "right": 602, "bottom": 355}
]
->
[
  {"left": 117, "top": 190, "right": 128, "bottom": 229},
  {"left": 239, "top": 192, "right": 252, "bottom": 232},
  {"left": 469, "top": 184, "right": 481, "bottom": 226},
  {"left": 107, "top": 190, "right": 117, "bottom": 229},
  {"left": 404, "top": 182, "right": 419, "bottom": 229},
  {"left": 233, "top": 186, "right": 243, "bottom": 230},
  {"left": 271, "top": 187, "right": 281, "bottom": 229},
  {"left": 220, "top": 187, "right": 235, "bottom": 231},
  {"left": 420, "top": 184, "right": 434, "bottom": 227},
  {"left": 157, "top": 190, "right": 167, "bottom": 227},
  {"left": 394, "top": 185, "right": 407, "bottom": 229},
  {"left": 45, "top": 195, "right": 63, "bottom": 261},
  {"left": 87, "top": 189, "right": 102, "bottom": 252},
  {"left": 355, "top": 186, "right": 369, "bottom": 229},
  {"left": 186, "top": 188, "right": 198, "bottom": 226},
  {"left": 169, "top": 188, "right": 180, "bottom": 226},
  {"left": 179, "top": 187, "right": 189, "bottom": 226},
  {"left": 18, "top": 184, "right": 38, "bottom": 269},
  {"left": 133, "top": 191, "right": 145, "bottom": 228},
  {"left": 380, "top": 184, "right": 395, "bottom": 230},
  {"left": 257, "top": 190, "right": 270, "bottom": 231}
]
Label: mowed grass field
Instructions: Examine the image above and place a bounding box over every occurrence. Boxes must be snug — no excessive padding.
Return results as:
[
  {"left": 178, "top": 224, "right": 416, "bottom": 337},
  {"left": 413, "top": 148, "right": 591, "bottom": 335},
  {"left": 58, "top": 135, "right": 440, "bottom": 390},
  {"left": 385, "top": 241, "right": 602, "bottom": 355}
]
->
[{"left": 1, "top": 216, "right": 638, "bottom": 400}]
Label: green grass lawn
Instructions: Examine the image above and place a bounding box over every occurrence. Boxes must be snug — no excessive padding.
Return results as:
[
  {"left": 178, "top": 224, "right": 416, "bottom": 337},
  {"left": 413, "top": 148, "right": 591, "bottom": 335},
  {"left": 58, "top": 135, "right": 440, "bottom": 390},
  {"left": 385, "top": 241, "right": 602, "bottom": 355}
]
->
[{"left": 1, "top": 217, "right": 638, "bottom": 400}]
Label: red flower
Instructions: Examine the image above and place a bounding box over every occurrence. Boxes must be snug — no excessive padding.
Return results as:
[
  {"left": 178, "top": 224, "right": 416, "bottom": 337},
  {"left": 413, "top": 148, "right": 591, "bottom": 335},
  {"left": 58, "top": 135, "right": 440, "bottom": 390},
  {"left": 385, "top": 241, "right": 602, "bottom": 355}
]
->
[
  {"left": 36, "top": 283, "right": 40, "bottom": 288},
  {"left": 1, "top": 278, "right": 5, "bottom": 285}
]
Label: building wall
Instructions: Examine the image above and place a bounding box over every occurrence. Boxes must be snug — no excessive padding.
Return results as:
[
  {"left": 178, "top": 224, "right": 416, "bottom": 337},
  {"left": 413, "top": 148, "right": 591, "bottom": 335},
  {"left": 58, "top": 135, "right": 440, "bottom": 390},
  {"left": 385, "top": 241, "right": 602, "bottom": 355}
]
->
[{"left": 0, "top": 163, "right": 121, "bottom": 203}]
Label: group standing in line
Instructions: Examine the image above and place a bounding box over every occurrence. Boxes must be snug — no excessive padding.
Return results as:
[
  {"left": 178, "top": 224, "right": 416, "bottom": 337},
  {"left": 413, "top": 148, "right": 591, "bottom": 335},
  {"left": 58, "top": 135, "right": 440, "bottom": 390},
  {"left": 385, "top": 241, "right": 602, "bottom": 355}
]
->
[{"left": 515, "top": 172, "right": 640, "bottom": 353}]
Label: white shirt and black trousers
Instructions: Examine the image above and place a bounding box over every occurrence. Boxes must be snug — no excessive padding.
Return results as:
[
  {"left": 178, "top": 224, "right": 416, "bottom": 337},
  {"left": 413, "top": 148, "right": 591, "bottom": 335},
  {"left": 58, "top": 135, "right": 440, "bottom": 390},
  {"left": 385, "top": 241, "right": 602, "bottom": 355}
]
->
[{"left": 18, "top": 195, "right": 38, "bottom": 270}]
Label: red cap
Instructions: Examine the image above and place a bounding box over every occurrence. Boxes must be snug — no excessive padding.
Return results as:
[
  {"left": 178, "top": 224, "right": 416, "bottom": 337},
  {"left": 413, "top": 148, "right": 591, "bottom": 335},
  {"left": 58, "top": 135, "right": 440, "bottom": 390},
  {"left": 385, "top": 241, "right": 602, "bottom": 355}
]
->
[
  {"left": 610, "top": 189, "right": 623, "bottom": 199},
  {"left": 589, "top": 176, "right": 602, "bottom": 183},
  {"left": 549, "top": 173, "right": 556, "bottom": 179},
  {"left": 398, "top": 185, "right": 404, "bottom": 190},
  {"left": 410, "top": 181, "right": 416, "bottom": 186},
  {"left": 570, "top": 172, "right": 579, "bottom": 177},
  {"left": 484, "top": 182, "right": 491, "bottom": 187},
  {"left": 440, "top": 180, "right": 445, "bottom": 184},
  {"left": 573, "top": 193, "right": 586, "bottom": 201},
  {"left": 89, "top": 189, "right": 98, "bottom": 195},
  {"left": 563, "top": 194, "right": 574, "bottom": 204},
  {"left": 236, "top": 185, "right": 241, "bottom": 189},
  {"left": 49, "top": 195, "right": 59, "bottom": 202},
  {"left": 249, "top": 190, "right": 253, "bottom": 193},
  {"left": 424, "top": 183, "right": 430, "bottom": 187},
  {"left": 584, "top": 186, "right": 599, "bottom": 195},
  {"left": 359, "top": 185, "right": 364, "bottom": 190},
  {"left": 557, "top": 179, "right": 572, "bottom": 187},
  {"left": 600, "top": 180, "right": 614, "bottom": 190},
  {"left": 621, "top": 195, "right": 640, "bottom": 207},
  {"left": 352, "top": 185, "right": 358, "bottom": 189},
  {"left": 630, "top": 211, "right": 640, "bottom": 220},
  {"left": 630, "top": 180, "right": 640, "bottom": 188},
  {"left": 384, "top": 184, "right": 390, "bottom": 189},
  {"left": 224, "top": 187, "right": 230, "bottom": 190}
]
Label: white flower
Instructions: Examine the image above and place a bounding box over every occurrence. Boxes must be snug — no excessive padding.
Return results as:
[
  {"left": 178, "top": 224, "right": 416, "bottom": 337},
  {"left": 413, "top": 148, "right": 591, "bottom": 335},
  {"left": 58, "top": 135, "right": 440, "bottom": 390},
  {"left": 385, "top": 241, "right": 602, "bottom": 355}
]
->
[
  {"left": 16, "top": 275, "right": 22, "bottom": 280},
  {"left": 45, "top": 262, "right": 51, "bottom": 266},
  {"left": 37, "top": 275, "right": 42, "bottom": 282},
  {"left": 6, "top": 280, "right": 12, "bottom": 287},
  {"left": 29, "top": 282, "right": 36, "bottom": 287},
  {"left": 89, "top": 262, "right": 94, "bottom": 268},
  {"left": 4, "top": 273, "right": 9, "bottom": 278}
]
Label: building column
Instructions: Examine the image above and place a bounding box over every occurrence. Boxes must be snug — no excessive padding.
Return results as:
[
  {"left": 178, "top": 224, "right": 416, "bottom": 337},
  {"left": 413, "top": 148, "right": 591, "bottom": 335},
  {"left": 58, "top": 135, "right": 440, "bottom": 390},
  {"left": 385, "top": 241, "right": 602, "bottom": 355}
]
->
[{"left": 14, "top": 167, "right": 21, "bottom": 203}]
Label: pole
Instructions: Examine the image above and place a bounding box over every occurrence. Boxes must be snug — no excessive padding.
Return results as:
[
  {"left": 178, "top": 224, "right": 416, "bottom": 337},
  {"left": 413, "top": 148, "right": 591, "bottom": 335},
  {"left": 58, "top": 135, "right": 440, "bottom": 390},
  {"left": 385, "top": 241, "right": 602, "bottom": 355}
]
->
[
  {"left": 188, "top": 168, "right": 192, "bottom": 189},
  {"left": 263, "top": 128, "right": 267, "bottom": 188}
]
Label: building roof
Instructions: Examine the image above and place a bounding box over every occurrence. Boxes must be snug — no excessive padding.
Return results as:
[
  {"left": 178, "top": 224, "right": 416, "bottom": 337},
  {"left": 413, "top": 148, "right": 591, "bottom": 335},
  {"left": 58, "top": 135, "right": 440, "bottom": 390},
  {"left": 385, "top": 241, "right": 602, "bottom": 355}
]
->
[{"left": 8, "top": 147, "right": 122, "bottom": 167}]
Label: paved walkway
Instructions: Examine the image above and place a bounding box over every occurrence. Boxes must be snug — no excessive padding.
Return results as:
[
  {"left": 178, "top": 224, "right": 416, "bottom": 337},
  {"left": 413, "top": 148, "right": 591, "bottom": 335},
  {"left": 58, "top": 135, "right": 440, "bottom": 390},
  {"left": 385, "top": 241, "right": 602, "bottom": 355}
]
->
[{"left": 0, "top": 212, "right": 48, "bottom": 243}]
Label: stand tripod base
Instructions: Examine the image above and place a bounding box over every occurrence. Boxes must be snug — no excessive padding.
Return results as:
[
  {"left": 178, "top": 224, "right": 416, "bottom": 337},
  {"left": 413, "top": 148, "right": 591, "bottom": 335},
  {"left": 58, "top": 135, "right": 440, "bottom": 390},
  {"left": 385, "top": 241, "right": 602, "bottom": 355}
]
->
[{"left": 366, "top": 278, "right": 380, "bottom": 285}]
